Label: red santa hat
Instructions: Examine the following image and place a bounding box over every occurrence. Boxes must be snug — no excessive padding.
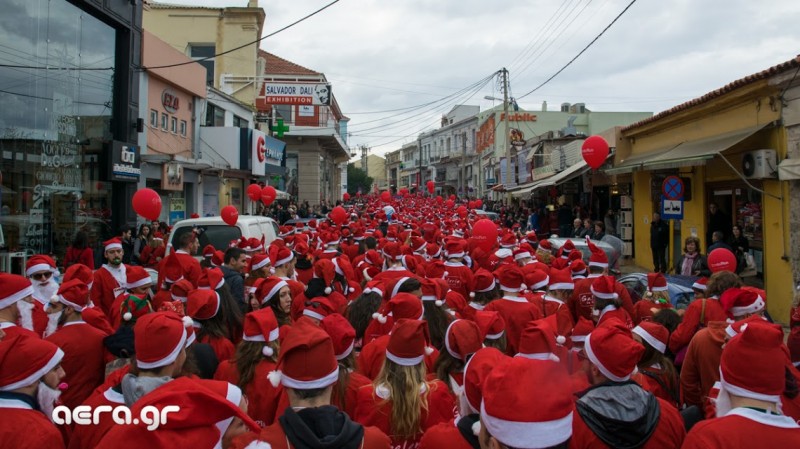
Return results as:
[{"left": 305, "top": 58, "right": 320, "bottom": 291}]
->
[
  {"left": 247, "top": 237, "right": 265, "bottom": 253},
  {"left": 410, "top": 236, "right": 427, "bottom": 253},
  {"left": 313, "top": 259, "right": 336, "bottom": 294},
  {"left": 570, "top": 317, "right": 595, "bottom": 344},
  {"left": 560, "top": 239, "right": 576, "bottom": 259},
  {"left": 647, "top": 272, "right": 668, "bottom": 292},
  {"left": 0, "top": 334, "right": 64, "bottom": 391},
  {"left": 198, "top": 268, "right": 225, "bottom": 291},
  {"left": 724, "top": 315, "right": 771, "bottom": 339},
  {"left": 420, "top": 278, "right": 444, "bottom": 306},
  {"left": 103, "top": 238, "right": 123, "bottom": 252},
  {"left": 0, "top": 273, "right": 34, "bottom": 309},
  {"left": 719, "top": 320, "right": 788, "bottom": 410},
  {"left": 386, "top": 319, "right": 435, "bottom": 366},
  {"left": 302, "top": 296, "right": 337, "bottom": 321},
  {"left": 518, "top": 320, "right": 560, "bottom": 362},
  {"left": 495, "top": 265, "right": 525, "bottom": 293},
  {"left": 162, "top": 257, "right": 185, "bottom": 284},
  {"left": 444, "top": 290, "right": 468, "bottom": 316},
  {"left": 25, "top": 254, "right": 56, "bottom": 277},
  {"left": 475, "top": 310, "right": 506, "bottom": 341},
  {"left": 720, "top": 287, "right": 766, "bottom": 320},
  {"left": 170, "top": 279, "right": 194, "bottom": 303},
  {"left": 242, "top": 307, "right": 280, "bottom": 357},
  {"left": 361, "top": 280, "right": 385, "bottom": 298},
  {"left": 494, "top": 247, "right": 513, "bottom": 260},
  {"left": 587, "top": 239, "right": 608, "bottom": 268},
  {"left": 590, "top": 275, "right": 619, "bottom": 300},
  {"left": 481, "top": 357, "right": 573, "bottom": 448},
  {"left": 383, "top": 276, "right": 416, "bottom": 302},
  {"left": 513, "top": 248, "right": 532, "bottom": 261},
  {"left": 632, "top": 322, "right": 669, "bottom": 354},
  {"left": 249, "top": 253, "right": 271, "bottom": 272},
  {"left": 499, "top": 233, "right": 517, "bottom": 249},
  {"left": 548, "top": 267, "right": 574, "bottom": 291},
  {"left": 210, "top": 251, "right": 224, "bottom": 268},
  {"left": 692, "top": 277, "right": 708, "bottom": 292},
  {"left": 584, "top": 320, "right": 644, "bottom": 382},
  {"left": 463, "top": 347, "right": 509, "bottom": 415},
  {"left": 187, "top": 289, "right": 221, "bottom": 322},
  {"left": 524, "top": 231, "right": 538, "bottom": 246},
  {"left": 537, "top": 239, "right": 553, "bottom": 252},
  {"left": 134, "top": 311, "right": 190, "bottom": 370},
  {"left": 268, "top": 317, "right": 339, "bottom": 389},
  {"left": 255, "top": 276, "right": 289, "bottom": 306},
  {"left": 445, "top": 319, "right": 483, "bottom": 362},
  {"left": 570, "top": 260, "right": 587, "bottom": 278},
  {"left": 63, "top": 264, "right": 93, "bottom": 289},
  {"left": 425, "top": 243, "right": 442, "bottom": 259},
  {"left": 120, "top": 293, "right": 153, "bottom": 323},
  {"left": 523, "top": 269, "right": 549, "bottom": 292},
  {"left": 470, "top": 269, "right": 496, "bottom": 298},
  {"left": 373, "top": 292, "right": 423, "bottom": 324},
  {"left": 202, "top": 244, "right": 216, "bottom": 258},
  {"left": 445, "top": 240, "right": 466, "bottom": 259},
  {"left": 125, "top": 265, "right": 152, "bottom": 290},
  {"left": 319, "top": 313, "right": 356, "bottom": 361},
  {"left": 332, "top": 258, "right": 356, "bottom": 293},
  {"left": 52, "top": 279, "right": 90, "bottom": 312},
  {"left": 424, "top": 259, "right": 447, "bottom": 279},
  {"left": 269, "top": 244, "right": 294, "bottom": 268},
  {"left": 381, "top": 242, "right": 403, "bottom": 261}
]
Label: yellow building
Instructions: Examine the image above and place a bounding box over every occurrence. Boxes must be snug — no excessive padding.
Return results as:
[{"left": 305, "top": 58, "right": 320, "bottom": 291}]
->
[
  {"left": 143, "top": 0, "right": 265, "bottom": 107},
  {"left": 364, "top": 154, "right": 387, "bottom": 190},
  {"left": 613, "top": 56, "right": 800, "bottom": 323}
]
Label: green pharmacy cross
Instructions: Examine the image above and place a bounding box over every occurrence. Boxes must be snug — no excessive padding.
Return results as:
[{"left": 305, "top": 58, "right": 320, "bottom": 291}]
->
[{"left": 275, "top": 118, "right": 290, "bottom": 138}]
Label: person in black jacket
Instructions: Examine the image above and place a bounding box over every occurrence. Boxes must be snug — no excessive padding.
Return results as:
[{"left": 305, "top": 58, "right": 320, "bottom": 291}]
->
[
  {"left": 650, "top": 212, "right": 670, "bottom": 273},
  {"left": 221, "top": 247, "right": 246, "bottom": 312}
]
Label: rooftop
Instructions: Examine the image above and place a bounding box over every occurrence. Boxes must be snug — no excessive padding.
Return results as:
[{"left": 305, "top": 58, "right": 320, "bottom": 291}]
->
[{"left": 259, "top": 50, "right": 321, "bottom": 76}]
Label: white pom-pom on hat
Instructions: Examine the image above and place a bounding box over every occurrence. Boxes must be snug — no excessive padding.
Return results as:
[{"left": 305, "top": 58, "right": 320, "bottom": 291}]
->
[
  {"left": 243, "top": 441, "right": 274, "bottom": 449},
  {"left": 269, "top": 267, "right": 276, "bottom": 274},
  {"left": 182, "top": 316, "right": 193, "bottom": 328},
  {"left": 443, "top": 271, "right": 449, "bottom": 277},
  {"left": 49, "top": 295, "right": 60, "bottom": 305},
  {"left": 324, "top": 287, "right": 332, "bottom": 295},
  {"left": 556, "top": 335, "right": 566, "bottom": 345},
  {"left": 435, "top": 300, "right": 444, "bottom": 307},
  {"left": 349, "top": 287, "right": 355, "bottom": 293},
  {"left": 469, "top": 292, "right": 475, "bottom": 298},
  {"left": 472, "top": 421, "right": 482, "bottom": 436},
  {"left": 262, "top": 346, "right": 274, "bottom": 357},
  {"left": 376, "top": 313, "right": 387, "bottom": 324},
  {"left": 424, "top": 346, "right": 434, "bottom": 355},
  {"left": 123, "top": 312, "right": 133, "bottom": 321},
  {"left": 267, "top": 370, "right": 282, "bottom": 388}
]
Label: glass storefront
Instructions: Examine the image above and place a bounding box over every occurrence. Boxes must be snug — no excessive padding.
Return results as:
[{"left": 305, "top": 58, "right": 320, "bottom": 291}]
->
[{"left": 0, "top": 0, "right": 116, "bottom": 263}]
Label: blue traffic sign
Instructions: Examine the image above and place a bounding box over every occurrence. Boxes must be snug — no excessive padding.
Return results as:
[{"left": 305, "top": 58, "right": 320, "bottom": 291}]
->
[
  {"left": 662, "top": 176, "right": 684, "bottom": 200},
  {"left": 661, "top": 198, "right": 684, "bottom": 220}
]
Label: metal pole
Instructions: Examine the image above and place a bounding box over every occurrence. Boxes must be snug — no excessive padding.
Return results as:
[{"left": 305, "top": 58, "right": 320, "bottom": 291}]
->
[{"left": 502, "top": 68, "right": 511, "bottom": 205}]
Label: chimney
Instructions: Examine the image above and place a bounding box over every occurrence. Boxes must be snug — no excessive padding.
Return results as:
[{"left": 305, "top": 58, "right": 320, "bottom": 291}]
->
[
  {"left": 248, "top": 0, "right": 259, "bottom": 7},
  {"left": 441, "top": 115, "right": 448, "bottom": 127},
  {"left": 541, "top": 101, "right": 547, "bottom": 112}
]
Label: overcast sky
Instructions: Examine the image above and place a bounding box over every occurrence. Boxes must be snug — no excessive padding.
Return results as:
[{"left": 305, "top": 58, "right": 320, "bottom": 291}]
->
[{"left": 163, "top": 0, "right": 800, "bottom": 155}]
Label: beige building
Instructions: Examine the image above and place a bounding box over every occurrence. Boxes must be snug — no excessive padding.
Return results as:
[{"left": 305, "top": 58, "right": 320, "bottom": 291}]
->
[
  {"left": 143, "top": 0, "right": 265, "bottom": 107},
  {"left": 385, "top": 149, "right": 401, "bottom": 192},
  {"left": 363, "top": 154, "right": 387, "bottom": 190}
]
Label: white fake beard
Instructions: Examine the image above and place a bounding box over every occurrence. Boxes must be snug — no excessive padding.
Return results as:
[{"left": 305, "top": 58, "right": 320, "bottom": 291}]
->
[
  {"left": 32, "top": 282, "right": 59, "bottom": 305},
  {"left": 17, "top": 301, "right": 34, "bottom": 331},
  {"left": 37, "top": 381, "right": 62, "bottom": 421},
  {"left": 44, "top": 311, "right": 63, "bottom": 338}
]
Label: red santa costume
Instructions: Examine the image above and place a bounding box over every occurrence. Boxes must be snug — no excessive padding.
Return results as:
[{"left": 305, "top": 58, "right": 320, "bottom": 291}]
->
[
  {"left": 0, "top": 273, "right": 40, "bottom": 340},
  {"left": 68, "top": 312, "right": 191, "bottom": 449},
  {"left": 95, "top": 377, "right": 260, "bottom": 449},
  {"left": 107, "top": 265, "right": 153, "bottom": 329},
  {"left": 0, "top": 334, "right": 66, "bottom": 449},
  {"left": 45, "top": 280, "right": 107, "bottom": 410},
  {"left": 354, "top": 319, "right": 455, "bottom": 448},
  {"left": 22, "top": 255, "right": 59, "bottom": 337},
  {"left": 362, "top": 278, "right": 421, "bottom": 344},
  {"left": 319, "top": 313, "right": 372, "bottom": 418},
  {"left": 591, "top": 275, "right": 634, "bottom": 329},
  {"left": 542, "top": 267, "right": 577, "bottom": 333},
  {"left": 214, "top": 306, "right": 285, "bottom": 428},
  {"left": 484, "top": 265, "right": 542, "bottom": 355},
  {"left": 231, "top": 317, "right": 391, "bottom": 449},
  {"left": 631, "top": 322, "right": 680, "bottom": 407},
  {"left": 187, "top": 289, "right": 235, "bottom": 363},
  {"left": 441, "top": 241, "right": 474, "bottom": 299},
  {"left": 668, "top": 294, "right": 727, "bottom": 354},
  {"left": 91, "top": 238, "right": 127, "bottom": 317},
  {"left": 570, "top": 321, "right": 686, "bottom": 449},
  {"left": 682, "top": 320, "right": 800, "bottom": 449},
  {"left": 632, "top": 274, "right": 674, "bottom": 325}
]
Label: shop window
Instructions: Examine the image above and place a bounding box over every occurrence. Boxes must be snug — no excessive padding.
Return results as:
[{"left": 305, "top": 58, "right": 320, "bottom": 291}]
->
[
  {"left": 150, "top": 109, "right": 158, "bottom": 127},
  {"left": 189, "top": 44, "right": 216, "bottom": 85},
  {"left": 204, "top": 104, "right": 225, "bottom": 127},
  {"left": 179, "top": 120, "right": 187, "bottom": 136},
  {"left": 170, "top": 117, "right": 177, "bottom": 134},
  {"left": 161, "top": 113, "right": 168, "bottom": 130},
  {"left": 233, "top": 115, "right": 248, "bottom": 128}
]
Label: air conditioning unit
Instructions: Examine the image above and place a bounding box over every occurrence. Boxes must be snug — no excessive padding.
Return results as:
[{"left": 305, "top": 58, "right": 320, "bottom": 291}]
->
[{"left": 741, "top": 149, "right": 777, "bottom": 179}]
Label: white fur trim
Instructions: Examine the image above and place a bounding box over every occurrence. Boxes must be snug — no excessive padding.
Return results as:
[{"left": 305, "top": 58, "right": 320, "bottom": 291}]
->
[
  {"left": 252, "top": 257, "right": 270, "bottom": 271},
  {"left": 56, "top": 295, "right": 86, "bottom": 312},
  {"left": 480, "top": 401, "right": 573, "bottom": 448},
  {"left": 386, "top": 349, "right": 424, "bottom": 367},
  {"left": 335, "top": 341, "right": 355, "bottom": 361},
  {"left": 0, "top": 348, "right": 64, "bottom": 391},
  {"left": 692, "top": 281, "right": 707, "bottom": 291},
  {"left": 556, "top": 335, "right": 567, "bottom": 345},
  {"left": 476, "top": 279, "right": 497, "bottom": 293},
  {"left": 279, "top": 366, "right": 339, "bottom": 389},
  {"left": 421, "top": 295, "right": 437, "bottom": 302},
  {"left": 632, "top": 325, "right": 667, "bottom": 354},
  {"left": 136, "top": 327, "right": 188, "bottom": 370},
  {"left": 549, "top": 282, "right": 575, "bottom": 291},
  {"left": 571, "top": 335, "right": 587, "bottom": 343},
  {"left": 126, "top": 277, "right": 152, "bottom": 290},
  {"left": 243, "top": 442, "right": 274, "bottom": 449},
  {"left": 303, "top": 309, "right": 326, "bottom": 321},
  {"left": 516, "top": 352, "right": 560, "bottom": 362},
  {"left": 485, "top": 330, "right": 504, "bottom": 340},
  {"left": 590, "top": 285, "right": 618, "bottom": 300},
  {"left": 25, "top": 263, "right": 54, "bottom": 277},
  {"left": 0, "top": 285, "right": 34, "bottom": 309},
  {"left": 719, "top": 371, "right": 782, "bottom": 405},
  {"left": 730, "top": 295, "right": 766, "bottom": 318},
  {"left": 260, "top": 280, "right": 288, "bottom": 306},
  {"left": 651, "top": 285, "right": 669, "bottom": 292},
  {"left": 267, "top": 370, "right": 282, "bottom": 388},
  {"left": 171, "top": 294, "right": 188, "bottom": 303},
  {"left": 726, "top": 407, "right": 800, "bottom": 428},
  {"left": 182, "top": 316, "right": 194, "bottom": 328},
  {"left": 391, "top": 277, "right": 411, "bottom": 299},
  {"left": 514, "top": 252, "right": 532, "bottom": 261},
  {"left": 529, "top": 278, "right": 549, "bottom": 291},
  {"left": 585, "top": 331, "right": 632, "bottom": 382},
  {"left": 104, "top": 243, "right": 122, "bottom": 251},
  {"left": 588, "top": 261, "right": 609, "bottom": 268}
]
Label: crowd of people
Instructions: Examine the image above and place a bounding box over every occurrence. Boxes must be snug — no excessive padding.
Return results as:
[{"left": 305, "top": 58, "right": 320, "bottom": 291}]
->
[{"left": 0, "top": 192, "right": 798, "bottom": 449}]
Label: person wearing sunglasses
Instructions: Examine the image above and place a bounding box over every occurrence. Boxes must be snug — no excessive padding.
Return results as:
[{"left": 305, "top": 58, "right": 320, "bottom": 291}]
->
[{"left": 21, "top": 255, "right": 60, "bottom": 337}]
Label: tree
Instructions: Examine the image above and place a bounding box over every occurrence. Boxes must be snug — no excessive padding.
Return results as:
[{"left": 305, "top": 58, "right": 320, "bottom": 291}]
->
[{"left": 347, "top": 163, "right": 373, "bottom": 195}]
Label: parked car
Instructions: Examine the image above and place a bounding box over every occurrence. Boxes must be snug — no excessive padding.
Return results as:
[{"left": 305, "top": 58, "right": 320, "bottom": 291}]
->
[
  {"left": 547, "top": 237, "right": 621, "bottom": 274},
  {"left": 166, "top": 215, "right": 279, "bottom": 260},
  {"left": 617, "top": 272, "right": 698, "bottom": 309},
  {"left": 473, "top": 209, "right": 500, "bottom": 221},
  {"left": 284, "top": 217, "right": 329, "bottom": 232}
]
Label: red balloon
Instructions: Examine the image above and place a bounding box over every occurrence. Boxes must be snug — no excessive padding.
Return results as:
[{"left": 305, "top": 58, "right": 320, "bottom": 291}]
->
[
  {"left": 426, "top": 181, "right": 435, "bottom": 194},
  {"left": 471, "top": 219, "right": 498, "bottom": 252},
  {"left": 708, "top": 248, "right": 737, "bottom": 273},
  {"left": 261, "top": 186, "right": 277, "bottom": 206},
  {"left": 343, "top": 192, "right": 351, "bottom": 202},
  {"left": 436, "top": 195, "right": 444, "bottom": 204},
  {"left": 445, "top": 199, "right": 455, "bottom": 209},
  {"left": 456, "top": 205, "right": 468, "bottom": 218},
  {"left": 475, "top": 199, "right": 483, "bottom": 208},
  {"left": 330, "top": 206, "right": 347, "bottom": 225},
  {"left": 132, "top": 188, "right": 162, "bottom": 221},
  {"left": 221, "top": 205, "right": 238, "bottom": 226},
  {"left": 246, "top": 184, "right": 262, "bottom": 202},
  {"left": 381, "top": 191, "right": 391, "bottom": 202},
  {"left": 449, "top": 195, "right": 456, "bottom": 201},
  {"left": 468, "top": 200, "right": 476, "bottom": 209},
  {"left": 581, "top": 135, "right": 610, "bottom": 169}
]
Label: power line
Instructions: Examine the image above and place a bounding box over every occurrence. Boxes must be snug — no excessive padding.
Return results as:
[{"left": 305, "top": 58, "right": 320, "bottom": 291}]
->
[
  {"left": 516, "top": 0, "right": 639, "bottom": 100},
  {"left": 0, "top": 63, "right": 113, "bottom": 71},
  {"left": 141, "top": 0, "right": 340, "bottom": 71},
  {"left": 507, "top": 0, "right": 576, "bottom": 72}
]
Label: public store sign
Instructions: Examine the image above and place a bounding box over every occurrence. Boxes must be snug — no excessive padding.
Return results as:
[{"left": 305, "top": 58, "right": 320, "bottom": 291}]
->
[
  {"left": 261, "top": 83, "right": 331, "bottom": 106},
  {"left": 161, "top": 88, "right": 180, "bottom": 113},
  {"left": 252, "top": 129, "right": 285, "bottom": 176},
  {"left": 169, "top": 197, "right": 185, "bottom": 225},
  {"left": 109, "top": 141, "right": 141, "bottom": 182}
]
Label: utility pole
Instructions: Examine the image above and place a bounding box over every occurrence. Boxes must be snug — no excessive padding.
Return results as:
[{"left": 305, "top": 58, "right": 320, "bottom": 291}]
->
[{"left": 501, "top": 68, "right": 512, "bottom": 204}]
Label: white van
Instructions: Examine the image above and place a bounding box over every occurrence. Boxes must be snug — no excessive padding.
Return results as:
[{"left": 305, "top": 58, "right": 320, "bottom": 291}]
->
[{"left": 165, "top": 215, "right": 279, "bottom": 258}]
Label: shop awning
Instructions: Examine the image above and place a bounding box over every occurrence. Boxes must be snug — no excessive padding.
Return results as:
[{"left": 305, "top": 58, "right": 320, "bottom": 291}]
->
[
  {"left": 607, "top": 123, "right": 769, "bottom": 175},
  {"left": 548, "top": 160, "right": 590, "bottom": 186},
  {"left": 778, "top": 158, "right": 800, "bottom": 181}
]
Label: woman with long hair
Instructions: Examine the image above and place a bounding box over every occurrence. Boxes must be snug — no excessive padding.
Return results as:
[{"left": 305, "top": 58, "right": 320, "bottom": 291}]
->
[
  {"left": 433, "top": 319, "right": 483, "bottom": 396},
  {"left": 214, "top": 307, "right": 284, "bottom": 427},
  {"left": 63, "top": 230, "right": 94, "bottom": 270},
  {"left": 319, "top": 313, "right": 371, "bottom": 418},
  {"left": 632, "top": 322, "right": 680, "bottom": 408},
  {"left": 132, "top": 223, "right": 152, "bottom": 265},
  {"left": 345, "top": 281, "right": 384, "bottom": 351},
  {"left": 186, "top": 289, "right": 235, "bottom": 364},
  {"left": 420, "top": 278, "right": 453, "bottom": 350},
  {"left": 254, "top": 276, "right": 293, "bottom": 328},
  {"left": 354, "top": 319, "right": 455, "bottom": 447},
  {"left": 475, "top": 310, "right": 507, "bottom": 353},
  {"left": 139, "top": 234, "right": 165, "bottom": 268},
  {"left": 244, "top": 253, "right": 271, "bottom": 297}
]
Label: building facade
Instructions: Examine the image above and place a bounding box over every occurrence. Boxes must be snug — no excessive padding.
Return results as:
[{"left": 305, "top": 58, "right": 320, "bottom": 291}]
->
[
  {"left": 0, "top": 0, "right": 142, "bottom": 271},
  {"left": 419, "top": 106, "right": 479, "bottom": 197},
  {"left": 384, "top": 149, "right": 401, "bottom": 193}
]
